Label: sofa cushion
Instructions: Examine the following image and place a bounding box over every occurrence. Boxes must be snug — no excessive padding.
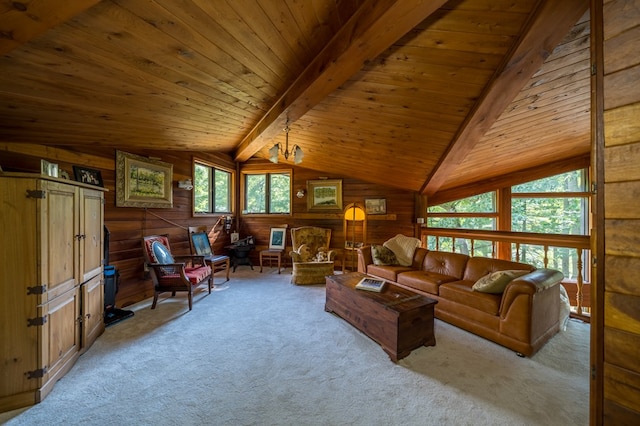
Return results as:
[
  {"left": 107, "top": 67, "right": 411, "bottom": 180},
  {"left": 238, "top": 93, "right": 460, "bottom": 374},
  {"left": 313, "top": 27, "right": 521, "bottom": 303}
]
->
[
  {"left": 367, "top": 264, "right": 414, "bottom": 282},
  {"left": 371, "top": 244, "right": 398, "bottom": 266},
  {"left": 383, "top": 234, "right": 421, "bottom": 266},
  {"left": 439, "top": 281, "right": 502, "bottom": 315},
  {"left": 463, "top": 257, "right": 533, "bottom": 282},
  {"left": 472, "top": 270, "right": 530, "bottom": 294},
  {"left": 422, "top": 251, "right": 469, "bottom": 279},
  {"left": 397, "top": 270, "right": 457, "bottom": 295}
]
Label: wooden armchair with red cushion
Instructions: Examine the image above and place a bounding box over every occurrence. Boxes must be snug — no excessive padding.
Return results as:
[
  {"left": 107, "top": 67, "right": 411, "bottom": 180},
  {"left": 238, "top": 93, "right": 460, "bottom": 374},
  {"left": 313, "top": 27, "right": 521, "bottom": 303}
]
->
[{"left": 142, "top": 235, "right": 212, "bottom": 311}]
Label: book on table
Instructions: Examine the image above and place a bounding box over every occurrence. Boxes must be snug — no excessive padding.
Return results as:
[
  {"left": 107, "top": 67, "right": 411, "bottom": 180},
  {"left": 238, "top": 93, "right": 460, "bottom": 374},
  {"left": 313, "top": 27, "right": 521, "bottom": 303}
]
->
[{"left": 356, "top": 277, "right": 386, "bottom": 292}]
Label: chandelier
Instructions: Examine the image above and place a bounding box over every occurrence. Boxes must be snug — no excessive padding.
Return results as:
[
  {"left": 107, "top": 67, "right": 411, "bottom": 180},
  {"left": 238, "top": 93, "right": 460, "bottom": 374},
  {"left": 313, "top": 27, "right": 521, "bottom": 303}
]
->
[{"left": 268, "top": 121, "right": 304, "bottom": 164}]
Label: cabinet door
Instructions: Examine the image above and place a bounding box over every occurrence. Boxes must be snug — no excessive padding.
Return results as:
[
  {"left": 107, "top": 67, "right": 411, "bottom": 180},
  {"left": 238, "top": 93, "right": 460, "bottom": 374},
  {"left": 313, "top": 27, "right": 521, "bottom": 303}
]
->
[
  {"left": 41, "top": 286, "right": 81, "bottom": 392},
  {"left": 41, "top": 181, "right": 80, "bottom": 301},
  {"left": 79, "top": 188, "right": 104, "bottom": 283},
  {"left": 81, "top": 274, "right": 104, "bottom": 351}
]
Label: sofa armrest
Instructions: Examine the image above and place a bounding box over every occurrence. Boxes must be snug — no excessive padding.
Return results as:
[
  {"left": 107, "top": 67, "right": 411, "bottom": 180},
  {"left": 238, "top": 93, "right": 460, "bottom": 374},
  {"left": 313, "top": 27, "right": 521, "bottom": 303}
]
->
[
  {"left": 500, "top": 268, "right": 564, "bottom": 317},
  {"left": 357, "top": 245, "right": 373, "bottom": 273}
]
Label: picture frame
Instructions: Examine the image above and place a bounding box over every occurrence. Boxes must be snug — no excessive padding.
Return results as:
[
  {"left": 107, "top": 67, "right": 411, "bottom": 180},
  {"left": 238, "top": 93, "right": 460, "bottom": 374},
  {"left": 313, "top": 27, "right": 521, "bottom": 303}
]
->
[
  {"left": 307, "top": 179, "right": 342, "bottom": 211},
  {"left": 41, "top": 159, "right": 59, "bottom": 178},
  {"left": 116, "top": 150, "right": 173, "bottom": 208},
  {"left": 365, "top": 198, "right": 387, "bottom": 215},
  {"left": 73, "top": 166, "right": 103, "bottom": 187},
  {"left": 190, "top": 232, "right": 213, "bottom": 256},
  {"left": 269, "top": 228, "right": 287, "bottom": 250}
]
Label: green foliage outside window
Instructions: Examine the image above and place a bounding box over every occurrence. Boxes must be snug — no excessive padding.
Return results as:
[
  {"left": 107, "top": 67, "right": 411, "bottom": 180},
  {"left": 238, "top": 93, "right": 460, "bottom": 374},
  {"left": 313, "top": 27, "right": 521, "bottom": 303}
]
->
[
  {"left": 194, "top": 162, "right": 231, "bottom": 214},
  {"left": 244, "top": 172, "right": 290, "bottom": 214},
  {"left": 426, "top": 169, "right": 590, "bottom": 280}
]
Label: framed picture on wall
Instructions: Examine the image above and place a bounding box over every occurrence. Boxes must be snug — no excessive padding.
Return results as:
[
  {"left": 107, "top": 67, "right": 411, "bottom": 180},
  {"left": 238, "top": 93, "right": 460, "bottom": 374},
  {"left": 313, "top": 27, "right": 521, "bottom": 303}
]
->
[
  {"left": 307, "top": 179, "right": 343, "bottom": 211},
  {"left": 365, "top": 198, "right": 386, "bottom": 215},
  {"left": 116, "top": 150, "right": 173, "bottom": 208}
]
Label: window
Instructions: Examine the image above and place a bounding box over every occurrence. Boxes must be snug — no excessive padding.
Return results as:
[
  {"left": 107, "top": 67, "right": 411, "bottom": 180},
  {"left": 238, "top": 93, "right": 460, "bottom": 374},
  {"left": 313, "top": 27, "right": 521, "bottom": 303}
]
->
[
  {"left": 243, "top": 171, "right": 291, "bottom": 214},
  {"left": 511, "top": 169, "right": 590, "bottom": 281},
  {"left": 511, "top": 170, "right": 589, "bottom": 235},
  {"left": 425, "top": 168, "right": 590, "bottom": 280},
  {"left": 427, "top": 192, "right": 497, "bottom": 229},
  {"left": 193, "top": 161, "right": 233, "bottom": 215}
]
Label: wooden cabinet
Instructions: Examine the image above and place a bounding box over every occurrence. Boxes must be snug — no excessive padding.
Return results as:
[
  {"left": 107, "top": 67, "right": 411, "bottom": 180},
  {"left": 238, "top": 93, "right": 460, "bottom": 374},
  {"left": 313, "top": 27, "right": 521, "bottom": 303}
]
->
[{"left": 0, "top": 173, "right": 106, "bottom": 413}]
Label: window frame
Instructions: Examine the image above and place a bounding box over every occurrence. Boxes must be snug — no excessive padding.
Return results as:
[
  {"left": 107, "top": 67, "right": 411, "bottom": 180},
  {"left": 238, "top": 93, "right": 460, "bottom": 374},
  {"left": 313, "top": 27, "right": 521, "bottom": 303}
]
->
[
  {"left": 241, "top": 169, "right": 292, "bottom": 216},
  {"left": 192, "top": 158, "right": 235, "bottom": 217}
]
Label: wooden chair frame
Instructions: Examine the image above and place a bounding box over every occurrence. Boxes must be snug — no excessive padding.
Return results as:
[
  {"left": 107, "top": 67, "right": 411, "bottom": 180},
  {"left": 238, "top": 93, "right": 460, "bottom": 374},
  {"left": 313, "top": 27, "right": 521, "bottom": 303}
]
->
[{"left": 142, "top": 235, "right": 212, "bottom": 311}]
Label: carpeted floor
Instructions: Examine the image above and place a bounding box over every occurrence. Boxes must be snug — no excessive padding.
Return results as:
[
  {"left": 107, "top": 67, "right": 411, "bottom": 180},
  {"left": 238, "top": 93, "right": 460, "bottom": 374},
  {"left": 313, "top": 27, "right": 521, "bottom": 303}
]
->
[{"left": 1, "top": 268, "right": 590, "bottom": 425}]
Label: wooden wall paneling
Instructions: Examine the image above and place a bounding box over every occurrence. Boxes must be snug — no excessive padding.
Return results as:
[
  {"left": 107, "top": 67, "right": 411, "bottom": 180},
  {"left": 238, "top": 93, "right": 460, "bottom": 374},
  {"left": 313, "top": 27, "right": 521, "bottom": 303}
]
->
[{"left": 601, "top": 0, "right": 640, "bottom": 421}]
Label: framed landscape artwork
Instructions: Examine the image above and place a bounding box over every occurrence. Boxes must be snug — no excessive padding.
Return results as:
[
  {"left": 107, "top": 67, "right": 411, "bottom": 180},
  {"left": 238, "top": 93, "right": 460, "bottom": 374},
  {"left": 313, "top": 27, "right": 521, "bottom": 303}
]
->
[
  {"left": 365, "top": 198, "right": 386, "bottom": 215},
  {"left": 307, "top": 179, "right": 342, "bottom": 211},
  {"left": 116, "top": 150, "right": 173, "bottom": 208}
]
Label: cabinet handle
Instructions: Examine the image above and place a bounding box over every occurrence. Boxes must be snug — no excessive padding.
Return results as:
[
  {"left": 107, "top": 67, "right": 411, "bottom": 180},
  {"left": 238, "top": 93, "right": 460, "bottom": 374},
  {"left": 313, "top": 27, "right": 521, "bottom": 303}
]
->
[{"left": 85, "top": 313, "right": 91, "bottom": 320}]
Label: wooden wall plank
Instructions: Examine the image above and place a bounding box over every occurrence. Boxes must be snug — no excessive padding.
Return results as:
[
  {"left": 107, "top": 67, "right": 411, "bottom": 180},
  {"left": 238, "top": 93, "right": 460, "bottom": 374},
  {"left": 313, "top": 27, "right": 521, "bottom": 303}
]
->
[
  {"left": 604, "top": 292, "right": 640, "bottom": 335},
  {"left": 604, "top": 362, "right": 640, "bottom": 413},
  {"left": 604, "top": 182, "right": 640, "bottom": 219},
  {"left": 604, "top": 103, "right": 640, "bottom": 147}
]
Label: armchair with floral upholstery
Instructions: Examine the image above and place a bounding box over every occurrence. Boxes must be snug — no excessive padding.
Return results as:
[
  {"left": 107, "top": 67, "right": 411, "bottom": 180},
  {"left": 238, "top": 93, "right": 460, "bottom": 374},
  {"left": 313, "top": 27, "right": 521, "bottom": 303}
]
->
[{"left": 289, "top": 226, "right": 337, "bottom": 285}]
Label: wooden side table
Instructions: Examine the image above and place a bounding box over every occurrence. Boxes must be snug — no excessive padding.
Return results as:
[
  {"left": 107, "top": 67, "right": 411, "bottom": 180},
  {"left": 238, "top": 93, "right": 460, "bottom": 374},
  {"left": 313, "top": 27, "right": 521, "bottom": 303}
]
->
[{"left": 260, "top": 249, "right": 283, "bottom": 273}]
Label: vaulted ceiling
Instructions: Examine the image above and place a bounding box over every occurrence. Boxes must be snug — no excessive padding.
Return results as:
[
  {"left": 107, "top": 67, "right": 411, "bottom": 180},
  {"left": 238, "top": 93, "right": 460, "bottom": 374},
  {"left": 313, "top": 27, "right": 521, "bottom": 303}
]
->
[{"left": 0, "top": 0, "right": 591, "bottom": 200}]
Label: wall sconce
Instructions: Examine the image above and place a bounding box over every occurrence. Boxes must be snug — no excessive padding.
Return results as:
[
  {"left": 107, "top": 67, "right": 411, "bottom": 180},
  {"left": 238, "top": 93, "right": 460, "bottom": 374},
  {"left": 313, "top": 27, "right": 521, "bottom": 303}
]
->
[
  {"left": 296, "top": 189, "right": 305, "bottom": 198},
  {"left": 178, "top": 179, "right": 193, "bottom": 190}
]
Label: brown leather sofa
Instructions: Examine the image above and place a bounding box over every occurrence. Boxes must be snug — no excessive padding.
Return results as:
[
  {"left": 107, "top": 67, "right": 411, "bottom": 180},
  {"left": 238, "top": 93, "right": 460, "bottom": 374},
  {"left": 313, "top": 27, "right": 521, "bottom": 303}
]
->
[{"left": 357, "top": 246, "right": 563, "bottom": 357}]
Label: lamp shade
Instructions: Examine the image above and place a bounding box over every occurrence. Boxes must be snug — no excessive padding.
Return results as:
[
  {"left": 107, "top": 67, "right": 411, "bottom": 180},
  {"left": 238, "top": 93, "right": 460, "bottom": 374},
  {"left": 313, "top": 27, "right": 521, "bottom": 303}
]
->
[
  {"left": 268, "top": 144, "right": 280, "bottom": 163},
  {"left": 344, "top": 205, "right": 365, "bottom": 221},
  {"left": 293, "top": 145, "right": 304, "bottom": 164}
]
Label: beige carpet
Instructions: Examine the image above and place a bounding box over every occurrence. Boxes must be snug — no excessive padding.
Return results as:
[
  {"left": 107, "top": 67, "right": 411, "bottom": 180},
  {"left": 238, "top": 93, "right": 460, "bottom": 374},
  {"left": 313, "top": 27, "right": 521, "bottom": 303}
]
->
[{"left": 1, "top": 268, "right": 589, "bottom": 425}]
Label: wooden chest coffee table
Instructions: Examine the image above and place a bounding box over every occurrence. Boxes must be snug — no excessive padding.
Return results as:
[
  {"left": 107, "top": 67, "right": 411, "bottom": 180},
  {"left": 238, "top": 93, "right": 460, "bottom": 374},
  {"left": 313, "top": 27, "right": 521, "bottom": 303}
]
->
[{"left": 325, "top": 273, "right": 437, "bottom": 362}]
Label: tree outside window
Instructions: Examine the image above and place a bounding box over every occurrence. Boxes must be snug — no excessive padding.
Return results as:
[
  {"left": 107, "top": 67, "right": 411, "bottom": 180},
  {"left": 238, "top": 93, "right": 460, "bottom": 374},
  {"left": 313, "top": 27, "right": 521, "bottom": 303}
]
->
[
  {"left": 244, "top": 172, "right": 290, "bottom": 214},
  {"left": 194, "top": 162, "right": 232, "bottom": 215}
]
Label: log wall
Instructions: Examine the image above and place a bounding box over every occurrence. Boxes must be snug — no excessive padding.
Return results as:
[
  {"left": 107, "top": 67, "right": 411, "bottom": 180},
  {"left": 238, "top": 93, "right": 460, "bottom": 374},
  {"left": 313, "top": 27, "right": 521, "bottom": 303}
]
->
[{"left": 601, "top": 0, "right": 640, "bottom": 422}]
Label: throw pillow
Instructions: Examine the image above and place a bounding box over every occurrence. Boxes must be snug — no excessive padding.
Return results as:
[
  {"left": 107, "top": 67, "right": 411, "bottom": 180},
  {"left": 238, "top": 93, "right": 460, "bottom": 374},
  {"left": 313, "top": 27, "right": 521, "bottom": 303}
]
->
[
  {"left": 383, "top": 234, "right": 421, "bottom": 266},
  {"left": 472, "top": 269, "right": 529, "bottom": 294},
  {"left": 371, "top": 244, "right": 397, "bottom": 266}
]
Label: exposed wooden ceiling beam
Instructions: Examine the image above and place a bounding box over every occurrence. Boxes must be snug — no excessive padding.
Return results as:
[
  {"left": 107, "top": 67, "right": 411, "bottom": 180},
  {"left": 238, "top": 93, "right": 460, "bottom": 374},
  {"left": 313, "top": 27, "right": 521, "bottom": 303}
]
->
[
  {"left": 0, "top": 0, "right": 100, "bottom": 55},
  {"left": 233, "top": 0, "right": 448, "bottom": 162},
  {"left": 421, "top": 0, "right": 590, "bottom": 197}
]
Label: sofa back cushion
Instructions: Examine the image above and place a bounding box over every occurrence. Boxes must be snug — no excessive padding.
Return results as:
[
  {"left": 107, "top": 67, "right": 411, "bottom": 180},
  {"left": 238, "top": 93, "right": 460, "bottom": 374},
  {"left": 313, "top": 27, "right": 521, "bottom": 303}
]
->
[
  {"left": 422, "top": 251, "right": 469, "bottom": 280},
  {"left": 412, "top": 248, "right": 429, "bottom": 268},
  {"left": 463, "top": 257, "right": 534, "bottom": 282}
]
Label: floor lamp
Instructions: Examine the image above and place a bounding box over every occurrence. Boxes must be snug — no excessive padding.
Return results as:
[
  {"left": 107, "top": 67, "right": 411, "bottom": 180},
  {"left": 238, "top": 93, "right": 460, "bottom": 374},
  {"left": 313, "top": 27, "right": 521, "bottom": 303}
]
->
[{"left": 343, "top": 203, "right": 366, "bottom": 271}]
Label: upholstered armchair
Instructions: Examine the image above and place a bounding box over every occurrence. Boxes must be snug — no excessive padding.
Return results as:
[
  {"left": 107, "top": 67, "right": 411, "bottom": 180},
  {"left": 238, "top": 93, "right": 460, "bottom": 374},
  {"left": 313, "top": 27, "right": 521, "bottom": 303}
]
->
[
  {"left": 289, "top": 226, "right": 337, "bottom": 285},
  {"left": 142, "top": 235, "right": 212, "bottom": 311}
]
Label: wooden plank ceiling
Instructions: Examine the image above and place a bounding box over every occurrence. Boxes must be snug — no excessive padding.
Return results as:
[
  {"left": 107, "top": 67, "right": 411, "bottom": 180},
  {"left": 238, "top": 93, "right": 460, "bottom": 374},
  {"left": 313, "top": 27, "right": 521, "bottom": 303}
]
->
[{"left": 0, "top": 0, "right": 590, "bottom": 199}]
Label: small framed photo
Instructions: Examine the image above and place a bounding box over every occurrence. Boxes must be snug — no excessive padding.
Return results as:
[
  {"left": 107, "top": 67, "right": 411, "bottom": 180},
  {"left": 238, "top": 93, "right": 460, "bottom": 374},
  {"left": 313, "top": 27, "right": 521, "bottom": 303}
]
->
[
  {"left": 73, "top": 166, "right": 104, "bottom": 187},
  {"left": 41, "top": 159, "right": 59, "bottom": 178},
  {"left": 365, "top": 198, "right": 386, "bottom": 215}
]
